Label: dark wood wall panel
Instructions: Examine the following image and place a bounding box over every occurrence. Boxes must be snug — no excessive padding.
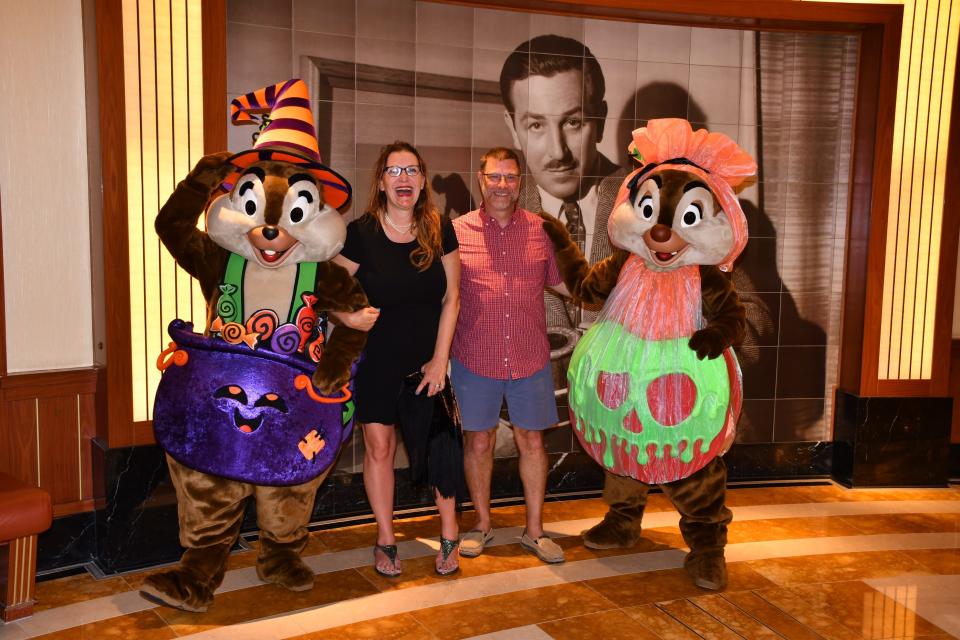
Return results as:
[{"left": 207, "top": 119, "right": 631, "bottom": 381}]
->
[
  {"left": 0, "top": 370, "right": 100, "bottom": 516},
  {"left": 38, "top": 396, "right": 81, "bottom": 507},
  {"left": 0, "top": 399, "right": 38, "bottom": 487}
]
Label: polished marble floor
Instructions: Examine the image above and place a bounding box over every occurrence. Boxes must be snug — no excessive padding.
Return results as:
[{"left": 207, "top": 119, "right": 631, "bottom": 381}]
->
[{"left": 3, "top": 482, "right": 960, "bottom": 639}]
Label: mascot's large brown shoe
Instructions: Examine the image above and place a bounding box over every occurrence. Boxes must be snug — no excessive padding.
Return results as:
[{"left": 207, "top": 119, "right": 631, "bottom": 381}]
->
[
  {"left": 582, "top": 514, "right": 642, "bottom": 550},
  {"left": 257, "top": 542, "right": 315, "bottom": 592},
  {"left": 684, "top": 552, "right": 728, "bottom": 591},
  {"left": 139, "top": 543, "right": 232, "bottom": 612},
  {"left": 140, "top": 568, "right": 216, "bottom": 613}
]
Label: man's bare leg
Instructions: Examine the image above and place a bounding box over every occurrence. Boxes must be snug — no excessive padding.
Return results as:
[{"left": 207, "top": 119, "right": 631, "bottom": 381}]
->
[
  {"left": 463, "top": 428, "right": 496, "bottom": 533},
  {"left": 513, "top": 427, "right": 547, "bottom": 538}
]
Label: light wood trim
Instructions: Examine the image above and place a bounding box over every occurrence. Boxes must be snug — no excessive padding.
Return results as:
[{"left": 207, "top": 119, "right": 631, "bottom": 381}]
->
[
  {"left": 95, "top": 0, "right": 135, "bottom": 448},
  {"left": 202, "top": 0, "right": 227, "bottom": 154},
  {"left": 436, "top": 0, "right": 901, "bottom": 29},
  {"left": 931, "top": 36, "right": 960, "bottom": 398}
]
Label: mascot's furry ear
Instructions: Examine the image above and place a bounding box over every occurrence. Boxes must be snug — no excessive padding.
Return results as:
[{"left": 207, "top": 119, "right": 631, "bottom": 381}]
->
[{"left": 219, "top": 78, "right": 352, "bottom": 212}]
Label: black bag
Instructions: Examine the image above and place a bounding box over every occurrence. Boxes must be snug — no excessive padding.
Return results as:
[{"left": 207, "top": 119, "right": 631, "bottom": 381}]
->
[{"left": 397, "top": 372, "right": 467, "bottom": 500}]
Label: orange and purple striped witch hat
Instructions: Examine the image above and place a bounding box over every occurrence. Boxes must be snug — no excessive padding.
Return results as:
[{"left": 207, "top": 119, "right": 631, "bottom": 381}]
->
[{"left": 222, "top": 79, "right": 351, "bottom": 210}]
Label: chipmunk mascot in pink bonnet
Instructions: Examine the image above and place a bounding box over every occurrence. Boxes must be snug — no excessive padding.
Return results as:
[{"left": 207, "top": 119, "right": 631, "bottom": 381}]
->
[
  {"left": 140, "top": 79, "right": 369, "bottom": 612},
  {"left": 542, "top": 119, "right": 755, "bottom": 590}
]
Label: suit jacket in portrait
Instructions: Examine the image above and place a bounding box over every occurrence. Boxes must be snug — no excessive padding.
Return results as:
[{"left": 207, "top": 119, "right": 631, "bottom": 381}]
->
[{"left": 519, "top": 153, "right": 628, "bottom": 330}]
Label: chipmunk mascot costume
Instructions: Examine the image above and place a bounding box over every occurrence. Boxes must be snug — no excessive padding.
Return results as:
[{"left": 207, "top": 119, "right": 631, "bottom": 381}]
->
[
  {"left": 141, "top": 79, "right": 368, "bottom": 612},
  {"left": 543, "top": 119, "right": 754, "bottom": 590}
]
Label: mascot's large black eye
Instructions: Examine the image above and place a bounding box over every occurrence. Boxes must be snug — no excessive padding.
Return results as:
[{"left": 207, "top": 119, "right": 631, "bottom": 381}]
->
[
  {"left": 290, "top": 207, "right": 304, "bottom": 223},
  {"left": 244, "top": 200, "right": 257, "bottom": 216},
  {"left": 638, "top": 195, "right": 654, "bottom": 220},
  {"left": 680, "top": 203, "right": 703, "bottom": 227}
]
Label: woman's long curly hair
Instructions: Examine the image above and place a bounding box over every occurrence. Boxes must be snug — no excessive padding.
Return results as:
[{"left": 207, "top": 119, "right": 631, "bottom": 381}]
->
[{"left": 366, "top": 141, "right": 442, "bottom": 272}]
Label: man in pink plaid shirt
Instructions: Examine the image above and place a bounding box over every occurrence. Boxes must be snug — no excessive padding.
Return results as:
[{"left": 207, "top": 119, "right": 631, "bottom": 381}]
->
[{"left": 451, "top": 147, "right": 570, "bottom": 564}]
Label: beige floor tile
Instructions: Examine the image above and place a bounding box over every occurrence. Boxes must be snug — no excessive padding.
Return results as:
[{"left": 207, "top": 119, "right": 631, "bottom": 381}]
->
[
  {"left": 410, "top": 582, "right": 616, "bottom": 639},
  {"left": 32, "top": 610, "right": 175, "bottom": 640},
  {"left": 725, "top": 515, "right": 863, "bottom": 543},
  {"left": 753, "top": 585, "right": 867, "bottom": 640},
  {"left": 790, "top": 581, "right": 951, "bottom": 639},
  {"left": 900, "top": 548, "right": 960, "bottom": 575},
  {"left": 584, "top": 563, "right": 776, "bottom": 607},
  {"left": 745, "top": 550, "right": 933, "bottom": 585},
  {"left": 839, "top": 513, "right": 960, "bottom": 536},
  {"left": 152, "top": 568, "right": 378, "bottom": 635},
  {"left": 287, "top": 613, "right": 435, "bottom": 639},
  {"left": 33, "top": 573, "right": 131, "bottom": 612},
  {"left": 538, "top": 609, "right": 661, "bottom": 640}
]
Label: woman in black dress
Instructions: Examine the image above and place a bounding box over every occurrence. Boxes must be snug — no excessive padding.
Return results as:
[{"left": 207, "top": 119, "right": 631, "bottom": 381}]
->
[{"left": 333, "top": 142, "right": 461, "bottom": 576}]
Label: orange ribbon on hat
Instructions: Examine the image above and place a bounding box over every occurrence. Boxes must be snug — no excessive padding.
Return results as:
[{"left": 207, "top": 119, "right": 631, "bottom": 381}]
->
[{"left": 221, "top": 79, "right": 352, "bottom": 211}]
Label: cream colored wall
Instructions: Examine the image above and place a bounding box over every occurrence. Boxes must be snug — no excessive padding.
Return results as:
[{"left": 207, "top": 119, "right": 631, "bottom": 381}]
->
[{"left": 0, "top": 1, "right": 94, "bottom": 372}]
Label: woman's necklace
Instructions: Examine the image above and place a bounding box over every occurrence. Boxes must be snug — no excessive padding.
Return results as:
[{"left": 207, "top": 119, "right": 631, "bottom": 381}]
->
[{"left": 383, "top": 212, "right": 415, "bottom": 234}]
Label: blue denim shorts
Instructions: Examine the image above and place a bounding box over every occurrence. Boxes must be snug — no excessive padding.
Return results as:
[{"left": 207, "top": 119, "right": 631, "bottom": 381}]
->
[{"left": 450, "top": 358, "right": 559, "bottom": 431}]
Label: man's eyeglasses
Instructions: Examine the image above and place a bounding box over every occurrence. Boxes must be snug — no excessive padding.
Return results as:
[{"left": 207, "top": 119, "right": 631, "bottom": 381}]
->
[
  {"left": 384, "top": 165, "right": 422, "bottom": 177},
  {"left": 482, "top": 173, "right": 520, "bottom": 185}
]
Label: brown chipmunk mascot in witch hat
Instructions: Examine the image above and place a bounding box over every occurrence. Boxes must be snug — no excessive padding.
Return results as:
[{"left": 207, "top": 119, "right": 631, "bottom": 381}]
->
[
  {"left": 542, "top": 119, "right": 754, "bottom": 590},
  {"left": 141, "top": 79, "right": 368, "bottom": 612}
]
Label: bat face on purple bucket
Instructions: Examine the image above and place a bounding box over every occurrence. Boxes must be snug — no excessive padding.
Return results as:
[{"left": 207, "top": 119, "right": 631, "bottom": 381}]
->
[{"left": 153, "top": 320, "right": 355, "bottom": 486}]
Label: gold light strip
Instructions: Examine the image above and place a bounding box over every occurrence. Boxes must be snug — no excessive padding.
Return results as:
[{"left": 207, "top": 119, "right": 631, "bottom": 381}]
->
[
  {"left": 919, "top": 0, "right": 959, "bottom": 378},
  {"left": 187, "top": 0, "right": 208, "bottom": 328},
  {"left": 121, "top": 0, "right": 146, "bottom": 421},
  {"left": 172, "top": 1, "right": 191, "bottom": 326},
  {"left": 123, "top": 0, "right": 205, "bottom": 421},
  {"left": 877, "top": 0, "right": 959, "bottom": 380}
]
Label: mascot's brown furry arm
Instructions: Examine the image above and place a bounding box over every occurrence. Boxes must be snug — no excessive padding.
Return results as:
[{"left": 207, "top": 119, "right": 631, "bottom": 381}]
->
[
  {"left": 154, "top": 152, "right": 367, "bottom": 393},
  {"left": 543, "top": 119, "right": 753, "bottom": 591},
  {"left": 140, "top": 80, "right": 369, "bottom": 613}
]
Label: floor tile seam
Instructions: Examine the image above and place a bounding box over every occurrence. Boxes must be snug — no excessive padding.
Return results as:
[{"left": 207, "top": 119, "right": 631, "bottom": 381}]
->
[
  {"left": 899, "top": 551, "right": 960, "bottom": 575},
  {"left": 652, "top": 599, "right": 739, "bottom": 639},
  {"left": 685, "top": 592, "right": 770, "bottom": 639},
  {"left": 21, "top": 532, "right": 960, "bottom": 638},
  {"left": 23, "top": 529, "right": 958, "bottom": 635},
  {"left": 312, "top": 499, "right": 960, "bottom": 552},
  {"left": 572, "top": 578, "right": 622, "bottom": 613},
  {"left": 652, "top": 599, "right": 732, "bottom": 640},
  {"left": 745, "top": 585, "right": 838, "bottom": 639},
  {"left": 723, "top": 590, "right": 827, "bottom": 640},
  {"left": 150, "top": 556, "right": 683, "bottom": 640},
  {"left": 405, "top": 610, "right": 442, "bottom": 640},
  {"left": 714, "top": 600, "right": 798, "bottom": 640},
  {"left": 170, "top": 535, "right": 960, "bottom": 640}
]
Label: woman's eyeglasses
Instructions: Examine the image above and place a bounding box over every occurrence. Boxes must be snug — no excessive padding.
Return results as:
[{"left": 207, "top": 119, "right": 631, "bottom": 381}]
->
[
  {"left": 384, "top": 165, "right": 422, "bottom": 177},
  {"left": 482, "top": 173, "right": 520, "bottom": 185}
]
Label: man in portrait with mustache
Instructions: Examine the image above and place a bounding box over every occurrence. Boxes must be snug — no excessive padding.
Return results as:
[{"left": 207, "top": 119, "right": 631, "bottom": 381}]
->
[{"left": 500, "top": 34, "right": 627, "bottom": 330}]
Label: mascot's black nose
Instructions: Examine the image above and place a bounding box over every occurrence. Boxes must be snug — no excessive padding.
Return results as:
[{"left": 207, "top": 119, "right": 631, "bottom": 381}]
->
[
  {"left": 650, "top": 224, "right": 672, "bottom": 243},
  {"left": 262, "top": 226, "right": 279, "bottom": 240}
]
